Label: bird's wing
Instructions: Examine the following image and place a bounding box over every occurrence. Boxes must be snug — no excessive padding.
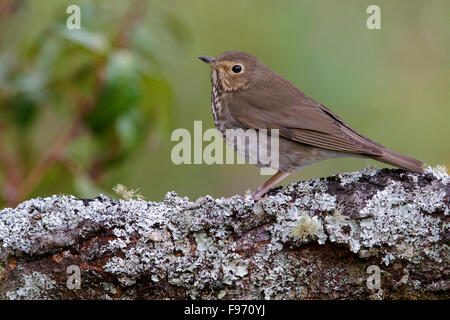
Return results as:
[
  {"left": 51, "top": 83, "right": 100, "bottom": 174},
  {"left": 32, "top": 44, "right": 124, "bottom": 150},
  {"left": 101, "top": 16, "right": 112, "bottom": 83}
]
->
[{"left": 224, "top": 75, "right": 384, "bottom": 156}]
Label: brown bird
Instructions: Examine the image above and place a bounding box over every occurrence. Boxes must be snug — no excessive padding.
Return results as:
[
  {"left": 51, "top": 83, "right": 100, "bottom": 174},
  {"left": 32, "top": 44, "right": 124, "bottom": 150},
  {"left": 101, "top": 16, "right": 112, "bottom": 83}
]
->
[{"left": 199, "top": 51, "right": 424, "bottom": 200}]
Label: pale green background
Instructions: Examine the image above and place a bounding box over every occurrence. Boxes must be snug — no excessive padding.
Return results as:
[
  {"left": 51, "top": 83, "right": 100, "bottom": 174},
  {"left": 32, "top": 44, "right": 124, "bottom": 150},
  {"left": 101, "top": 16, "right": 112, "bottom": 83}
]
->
[{"left": 0, "top": 0, "right": 449, "bottom": 204}]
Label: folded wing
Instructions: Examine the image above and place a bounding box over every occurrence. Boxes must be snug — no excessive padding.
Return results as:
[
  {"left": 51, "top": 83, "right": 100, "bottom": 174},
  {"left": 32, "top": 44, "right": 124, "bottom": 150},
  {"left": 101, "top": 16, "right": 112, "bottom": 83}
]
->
[{"left": 225, "top": 74, "right": 424, "bottom": 173}]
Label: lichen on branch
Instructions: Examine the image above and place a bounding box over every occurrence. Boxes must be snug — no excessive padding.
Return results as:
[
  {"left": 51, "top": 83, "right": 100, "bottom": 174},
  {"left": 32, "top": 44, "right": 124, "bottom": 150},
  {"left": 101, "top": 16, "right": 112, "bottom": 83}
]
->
[{"left": 0, "top": 167, "right": 448, "bottom": 299}]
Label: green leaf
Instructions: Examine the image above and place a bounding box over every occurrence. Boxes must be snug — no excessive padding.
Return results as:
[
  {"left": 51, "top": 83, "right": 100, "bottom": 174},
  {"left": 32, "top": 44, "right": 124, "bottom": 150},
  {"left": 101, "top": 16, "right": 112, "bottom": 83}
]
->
[
  {"left": 139, "top": 74, "right": 173, "bottom": 135},
  {"left": 86, "top": 51, "right": 141, "bottom": 133},
  {"left": 115, "top": 110, "right": 144, "bottom": 153},
  {"left": 56, "top": 27, "right": 109, "bottom": 54},
  {"left": 7, "top": 93, "right": 39, "bottom": 128}
]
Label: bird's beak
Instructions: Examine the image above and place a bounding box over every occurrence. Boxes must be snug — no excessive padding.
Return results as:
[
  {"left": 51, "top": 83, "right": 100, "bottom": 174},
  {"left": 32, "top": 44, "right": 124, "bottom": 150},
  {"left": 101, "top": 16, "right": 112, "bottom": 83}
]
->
[{"left": 198, "top": 56, "right": 221, "bottom": 70}]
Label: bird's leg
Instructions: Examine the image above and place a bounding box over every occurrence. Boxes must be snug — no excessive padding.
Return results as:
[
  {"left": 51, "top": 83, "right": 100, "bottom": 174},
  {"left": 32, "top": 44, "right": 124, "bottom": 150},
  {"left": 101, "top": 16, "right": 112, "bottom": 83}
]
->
[{"left": 252, "top": 168, "right": 296, "bottom": 200}]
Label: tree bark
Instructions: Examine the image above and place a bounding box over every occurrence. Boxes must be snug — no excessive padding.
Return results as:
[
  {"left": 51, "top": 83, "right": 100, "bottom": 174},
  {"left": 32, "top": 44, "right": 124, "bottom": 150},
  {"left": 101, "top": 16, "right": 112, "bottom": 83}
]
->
[{"left": 0, "top": 167, "right": 448, "bottom": 300}]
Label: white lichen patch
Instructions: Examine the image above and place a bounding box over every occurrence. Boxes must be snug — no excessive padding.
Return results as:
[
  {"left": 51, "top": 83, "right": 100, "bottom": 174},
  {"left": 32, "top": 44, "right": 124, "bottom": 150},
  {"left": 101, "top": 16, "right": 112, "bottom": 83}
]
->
[
  {"left": 98, "top": 193, "right": 258, "bottom": 293},
  {"left": 338, "top": 168, "right": 378, "bottom": 186},
  {"left": 325, "top": 208, "right": 361, "bottom": 253},
  {"left": 416, "top": 184, "right": 448, "bottom": 215},
  {"left": 357, "top": 180, "right": 444, "bottom": 264},
  {"left": 427, "top": 165, "right": 448, "bottom": 180},
  {"left": 339, "top": 171, "right": 362, "bottom": 186},
  {"left": 0, "top": 195, "right": 91, "bottom": 253},
  {"left": 286, "top": 178, "right": 337, "bottom": 212},
  {"left": 222, "top": 259, "right": 249, "bottom": 285},
  {"left": 6, "top": 271, "right": 56, "bottom": 300},
  {"left": 102, "top": 282, "right": 118, "bottom": 296},
  {"left": 250, "top": 251, "right": 308, "bottom": 299}
]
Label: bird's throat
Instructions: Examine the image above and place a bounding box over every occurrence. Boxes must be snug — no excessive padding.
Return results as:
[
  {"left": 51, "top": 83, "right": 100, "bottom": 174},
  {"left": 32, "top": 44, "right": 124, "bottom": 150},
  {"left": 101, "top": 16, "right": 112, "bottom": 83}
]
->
[{"left": 211, "top": 70, "right": 226, "bottom": 135}]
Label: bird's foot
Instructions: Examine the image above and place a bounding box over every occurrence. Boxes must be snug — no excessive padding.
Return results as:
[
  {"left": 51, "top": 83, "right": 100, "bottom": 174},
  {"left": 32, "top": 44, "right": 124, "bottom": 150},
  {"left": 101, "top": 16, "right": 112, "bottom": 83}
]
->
[{"left": 251, "top": 190, "right": 265, "bottom": 201}]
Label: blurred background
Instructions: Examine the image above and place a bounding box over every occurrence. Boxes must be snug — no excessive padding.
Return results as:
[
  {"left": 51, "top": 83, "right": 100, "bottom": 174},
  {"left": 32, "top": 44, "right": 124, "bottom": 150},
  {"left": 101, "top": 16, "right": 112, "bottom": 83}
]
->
[{"left": 0, "top": 0, "right": 448, "bottom": 208}]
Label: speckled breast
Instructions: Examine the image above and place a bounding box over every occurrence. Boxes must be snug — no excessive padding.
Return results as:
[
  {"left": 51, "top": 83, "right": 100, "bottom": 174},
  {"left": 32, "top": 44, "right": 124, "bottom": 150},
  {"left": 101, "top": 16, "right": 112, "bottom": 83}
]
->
[{"left": 211, "top": 69, "right": 227, "bottom": 137}]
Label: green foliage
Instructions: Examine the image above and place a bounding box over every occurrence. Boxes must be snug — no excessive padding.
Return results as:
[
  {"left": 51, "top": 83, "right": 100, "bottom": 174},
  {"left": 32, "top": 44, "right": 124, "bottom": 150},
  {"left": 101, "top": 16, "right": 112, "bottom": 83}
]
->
[
  {"left": 6, "top": 93, "right": 39, "bottom": 129},
  {"left": 0, "top": 1, "right": 182, "bottom": 207}
]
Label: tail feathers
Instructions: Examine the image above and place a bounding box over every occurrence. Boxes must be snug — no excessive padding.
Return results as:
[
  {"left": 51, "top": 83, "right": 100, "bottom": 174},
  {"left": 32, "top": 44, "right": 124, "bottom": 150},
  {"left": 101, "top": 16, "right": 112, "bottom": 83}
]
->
[{"left": 370, "top": 148, "right": 425, "bottom": 174}]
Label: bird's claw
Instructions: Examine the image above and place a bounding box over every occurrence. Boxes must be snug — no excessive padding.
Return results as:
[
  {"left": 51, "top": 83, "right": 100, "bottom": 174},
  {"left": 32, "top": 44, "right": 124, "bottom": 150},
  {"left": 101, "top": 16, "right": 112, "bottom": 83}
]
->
[{"left": 251, "top": 192, "right": 263, "bottom": 201}]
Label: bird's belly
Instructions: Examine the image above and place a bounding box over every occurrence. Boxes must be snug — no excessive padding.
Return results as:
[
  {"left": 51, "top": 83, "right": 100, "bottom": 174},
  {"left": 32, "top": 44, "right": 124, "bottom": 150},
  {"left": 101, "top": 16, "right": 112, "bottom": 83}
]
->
[
  {"left": 212, "top": 105, "right": 273, "bottom": 168},
  {"left": 217, "top": 124, "right": 345, "bottom": 171},
  {"left": 222, "top": 129, "right": 273, "bottom": 167}
]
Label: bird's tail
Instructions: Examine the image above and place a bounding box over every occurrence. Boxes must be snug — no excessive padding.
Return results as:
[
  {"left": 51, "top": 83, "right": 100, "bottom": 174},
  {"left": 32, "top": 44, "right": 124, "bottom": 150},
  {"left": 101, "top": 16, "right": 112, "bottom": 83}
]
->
[{"left": 369, "top": 148, "right": 424, "bottom": 174}]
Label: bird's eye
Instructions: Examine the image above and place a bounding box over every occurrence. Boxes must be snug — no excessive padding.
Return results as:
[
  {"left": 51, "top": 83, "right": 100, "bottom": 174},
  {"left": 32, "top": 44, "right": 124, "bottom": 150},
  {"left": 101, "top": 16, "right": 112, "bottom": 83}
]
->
[{"left": 232, "top": 65, "right": 242, "bottom": 73}]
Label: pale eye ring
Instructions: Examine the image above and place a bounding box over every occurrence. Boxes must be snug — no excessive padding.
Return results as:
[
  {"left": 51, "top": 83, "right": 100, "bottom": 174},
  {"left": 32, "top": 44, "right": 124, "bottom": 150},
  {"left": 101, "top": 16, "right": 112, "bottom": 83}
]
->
[{"left": 231, "top": 64, "right": 243, "bottom": 73}]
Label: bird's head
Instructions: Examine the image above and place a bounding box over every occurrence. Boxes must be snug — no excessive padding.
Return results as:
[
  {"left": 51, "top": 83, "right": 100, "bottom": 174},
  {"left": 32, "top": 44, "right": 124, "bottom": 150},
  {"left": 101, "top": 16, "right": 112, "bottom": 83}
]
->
[{"left": 199, "top": 51, "right": 267, "bottom": 91}]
